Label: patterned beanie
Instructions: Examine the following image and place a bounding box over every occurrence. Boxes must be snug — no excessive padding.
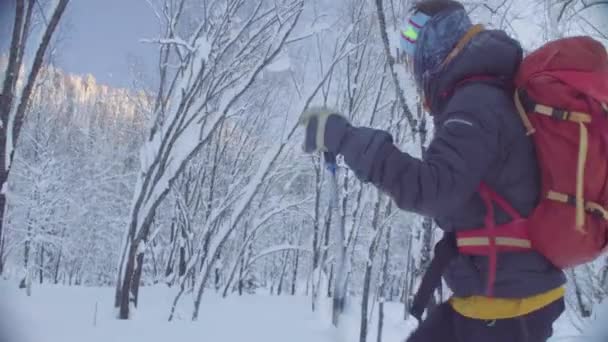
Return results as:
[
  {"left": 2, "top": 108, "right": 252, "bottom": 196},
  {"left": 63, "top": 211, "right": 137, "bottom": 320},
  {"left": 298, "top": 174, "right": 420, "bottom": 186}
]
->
[{"left": 400, "top": 4, "right": 473, "bottom": 93}]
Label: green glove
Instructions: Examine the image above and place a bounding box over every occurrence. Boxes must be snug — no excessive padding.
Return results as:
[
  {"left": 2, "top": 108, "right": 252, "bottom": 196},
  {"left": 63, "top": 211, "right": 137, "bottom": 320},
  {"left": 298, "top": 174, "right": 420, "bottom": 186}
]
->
[{"left": 298, "top": 107, "right": 350, "bottom": 154}]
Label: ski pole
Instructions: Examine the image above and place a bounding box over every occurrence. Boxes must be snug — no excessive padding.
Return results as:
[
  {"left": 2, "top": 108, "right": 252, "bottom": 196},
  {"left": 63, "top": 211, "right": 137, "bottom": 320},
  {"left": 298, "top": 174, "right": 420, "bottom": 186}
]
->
[{"left": 325, "top": 152, "right": 347, "bottom": 327}]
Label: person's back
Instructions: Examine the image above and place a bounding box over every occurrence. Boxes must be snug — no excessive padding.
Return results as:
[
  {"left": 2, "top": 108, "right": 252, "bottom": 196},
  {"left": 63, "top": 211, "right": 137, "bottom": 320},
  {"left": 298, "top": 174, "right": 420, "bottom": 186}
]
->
[
  {"left": 297, "top": 0, "right": 566, "bottom": 341},
  {"left": 428, "top": 32, "right": 566, "bottom": 301}
]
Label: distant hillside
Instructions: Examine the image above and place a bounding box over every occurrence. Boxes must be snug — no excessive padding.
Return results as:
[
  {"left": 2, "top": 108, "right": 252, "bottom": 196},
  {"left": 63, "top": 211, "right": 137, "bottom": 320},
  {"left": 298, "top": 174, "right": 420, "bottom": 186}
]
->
[{"left": 1, "top": 54, "right": 151, "bottom": 133}]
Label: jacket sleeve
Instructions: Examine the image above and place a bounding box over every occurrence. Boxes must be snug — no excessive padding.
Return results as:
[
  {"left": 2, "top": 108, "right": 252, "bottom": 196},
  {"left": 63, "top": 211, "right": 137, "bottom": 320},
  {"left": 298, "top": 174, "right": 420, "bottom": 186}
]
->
[{"left": 339, "top": 112, "right": 499, "bottom": 217}]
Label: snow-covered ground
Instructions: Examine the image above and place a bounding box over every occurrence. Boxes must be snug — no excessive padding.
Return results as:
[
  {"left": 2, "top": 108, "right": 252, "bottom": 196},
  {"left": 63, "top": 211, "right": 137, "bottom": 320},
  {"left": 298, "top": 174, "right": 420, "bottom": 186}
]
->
[
  {"left": 1, "top": 282, "right": 415, "bottom": 342},
  {"left": 0, "top": 282, "right": 596, "bottom": 342}
]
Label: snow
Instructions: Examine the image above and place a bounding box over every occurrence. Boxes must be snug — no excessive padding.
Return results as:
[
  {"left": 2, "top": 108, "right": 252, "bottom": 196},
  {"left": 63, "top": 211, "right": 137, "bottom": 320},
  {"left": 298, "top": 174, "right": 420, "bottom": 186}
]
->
[
  {"left": 248, "top": 244, "right": 311, "bottom": 266},
  {"left": 388, "top": 29, "right": 402, "bottom": 58},
  {"left": 192, "top": 143, "right": 286, "bottom": 292},
  {"left": 3, "top": 282, "right": 414, "bottom": 342},
  {"left": 267, "top": 54, "right": 292, "bottom": 72},
  {"left": 0, "top": 283, "right": 598, "bottom": 342},
  {"left": 140, "top": 38, "right": 196, "bottom": 52},
  {"left": 311, "top": 22, "right": 331, "bottom": 34},
  {"left": 194, "top": 37, "right": 212, "bottom": 66},
  {"left": 572, "top": 300, "right": 608, "bottom": 342}
]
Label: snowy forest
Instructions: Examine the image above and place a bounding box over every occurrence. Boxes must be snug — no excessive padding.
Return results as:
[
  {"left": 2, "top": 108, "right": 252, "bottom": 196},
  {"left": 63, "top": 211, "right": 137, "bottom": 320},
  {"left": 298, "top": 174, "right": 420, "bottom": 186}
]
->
[{"left": 0, "top": 0, "right": 607, "bottom": 341}]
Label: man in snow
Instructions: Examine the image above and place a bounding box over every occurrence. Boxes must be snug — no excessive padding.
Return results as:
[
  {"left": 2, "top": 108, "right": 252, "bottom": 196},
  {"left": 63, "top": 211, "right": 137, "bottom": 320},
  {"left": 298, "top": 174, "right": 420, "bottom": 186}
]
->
[{"left": 298, "top": 0, "right": 566, "bottom": 341}]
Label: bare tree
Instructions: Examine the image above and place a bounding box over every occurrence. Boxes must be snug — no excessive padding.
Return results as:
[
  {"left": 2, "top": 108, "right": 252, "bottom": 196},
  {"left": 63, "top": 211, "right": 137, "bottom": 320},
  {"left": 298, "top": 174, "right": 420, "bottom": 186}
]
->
[
  {"left": 114, "top": 0, "right": 308, "bottom": 319},
  {"left": 0, "top": 0, "right": 70, "bottom": 274}
]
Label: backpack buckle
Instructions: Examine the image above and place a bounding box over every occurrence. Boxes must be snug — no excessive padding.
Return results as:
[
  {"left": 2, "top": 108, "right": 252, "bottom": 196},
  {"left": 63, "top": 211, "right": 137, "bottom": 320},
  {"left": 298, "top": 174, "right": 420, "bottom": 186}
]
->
[{"left": 551, "top": 108, "right": 570, "bottom": 121}]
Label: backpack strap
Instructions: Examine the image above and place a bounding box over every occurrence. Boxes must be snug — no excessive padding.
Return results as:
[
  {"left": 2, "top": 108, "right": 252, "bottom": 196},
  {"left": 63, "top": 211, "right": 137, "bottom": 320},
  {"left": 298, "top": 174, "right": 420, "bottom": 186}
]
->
[
  {"left": 455, "top": 183, "right": 532, "bottom": 296},
  {"left": 411, "top": 184, "right": 532, "bottom": 320},
  {"left": 410, "top": 233, "right": 458, "bottom": 322},
  {"left": 576, "top": 122, "right": 589, "bottom": 230},
  {"left": 514, "top": 89, "right": 592, "bottom": 230},
  {"left": 441, "top": 24, "right": 485, "bottom": 67},
  {"left": 547, "top": 191, "right": 608, "bottom": 221},
  {"left": 515, "top": 89, "right": 592, "bottom": 129}
]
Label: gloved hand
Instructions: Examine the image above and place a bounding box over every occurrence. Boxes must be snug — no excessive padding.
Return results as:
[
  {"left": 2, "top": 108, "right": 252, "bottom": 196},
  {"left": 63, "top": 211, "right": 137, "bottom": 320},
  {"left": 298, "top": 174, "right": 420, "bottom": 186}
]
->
[{"left": 298, "top": 106, "right": 350, "bottom": 154}]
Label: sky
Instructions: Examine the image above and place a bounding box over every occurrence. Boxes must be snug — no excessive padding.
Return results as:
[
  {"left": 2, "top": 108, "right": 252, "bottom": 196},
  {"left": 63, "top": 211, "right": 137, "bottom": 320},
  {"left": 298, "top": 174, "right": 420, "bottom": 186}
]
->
[
  {"left": 0, "top": 0, "right": 160, "bottom": 89},
  {"left": 2, "top": 1, "right": 608, "bottom": 89},
  {"left": 55, "top": 0, "right": 160, "bottom": 88}
]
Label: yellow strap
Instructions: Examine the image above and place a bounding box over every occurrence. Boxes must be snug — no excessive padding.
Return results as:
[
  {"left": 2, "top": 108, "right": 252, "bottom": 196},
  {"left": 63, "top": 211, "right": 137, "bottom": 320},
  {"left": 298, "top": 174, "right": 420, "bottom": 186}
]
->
[
  {"left": 576, "top": 123, "right": 588, "bottom": 231},
  {"left": 441, "top": 25, "right": 485, "bottom": 67},
  {"left": 457, "top": 237, "right": 490, "bottom": 247},
  {"left": 514, "top": 91, "right": 536, "bottom": 135},
  {"left": 457, "top": 237, "right": 532, "bottom": 249},
  {"left": 547, "top": 190, "right": 569, "bottom": 203},
  {"left": 533, "top": 104, "right": 592, "bottom": 123},
  {"left": 495, "top": 237, "right": 532, "bottom": 249}
]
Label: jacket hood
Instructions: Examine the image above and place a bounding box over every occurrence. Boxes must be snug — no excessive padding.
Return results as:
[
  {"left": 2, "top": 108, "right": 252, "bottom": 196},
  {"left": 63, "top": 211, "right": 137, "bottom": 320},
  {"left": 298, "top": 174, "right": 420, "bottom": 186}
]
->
[{"left": 426, "top": 29, "right": 523, "bottom": 114}]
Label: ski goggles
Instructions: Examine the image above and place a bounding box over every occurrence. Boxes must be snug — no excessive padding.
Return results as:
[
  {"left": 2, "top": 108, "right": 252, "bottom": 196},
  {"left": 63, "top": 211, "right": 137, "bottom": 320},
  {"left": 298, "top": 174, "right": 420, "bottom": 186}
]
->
[{"left": 400, "top": 11, "right": 431, "bottom": 57}]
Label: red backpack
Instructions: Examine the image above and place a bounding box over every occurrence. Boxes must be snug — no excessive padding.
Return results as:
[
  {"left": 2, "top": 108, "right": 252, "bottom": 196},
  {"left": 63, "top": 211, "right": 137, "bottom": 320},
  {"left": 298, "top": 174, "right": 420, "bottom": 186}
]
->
[{"left": 456, "top": 36, "right": 608, "bottom": 294}]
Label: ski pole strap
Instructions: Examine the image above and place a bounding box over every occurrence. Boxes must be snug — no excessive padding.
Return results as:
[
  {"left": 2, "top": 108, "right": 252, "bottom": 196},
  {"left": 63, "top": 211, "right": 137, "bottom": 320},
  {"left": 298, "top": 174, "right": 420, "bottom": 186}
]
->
[
  {"left": 324, "top": 152, "right": 337, "bottom": 173},
  {"left": 410, "top": 233, "right": 459, "bottom": 322}
]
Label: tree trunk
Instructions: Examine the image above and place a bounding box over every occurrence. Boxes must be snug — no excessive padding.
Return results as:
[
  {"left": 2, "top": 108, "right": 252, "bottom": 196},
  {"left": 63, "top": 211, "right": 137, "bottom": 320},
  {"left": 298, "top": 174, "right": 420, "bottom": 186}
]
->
[
  {"left": 132, "top": 252, "right": 145, "bottom": 307},
  {"left": 238, "top": 256, "right": 245, "bottom": 296},
  {"left": 377, "top": 300, "right": 385, "bottom": 342},
  {"left": 25, "top": 266, "right": 32, "bottom": 296},
  {"left": 377, "top": 226, "right": 392, "bottom": 342},
  {"left": 164, "top": 222, "right": 177, "bottom": 280},
  {"left": 20, "top": 223, "right": 31, "bottom": 289},
  {"left": 168, "top": 268, "right": 192, "bottom": 321},
  {"left": 0, "top": 196, "right": 6, "bottom": 275},
  {"left": 0, "top": 0, "right": 25, "bottom": 259},
  {"left": 38, "top": 243, "right": 44, "bottom": 284},
  {"left": 571, "top": 269, "right": 592, "bottom": 318},
  {"left": 418, "top": 217, "right": 437, "bottom": 310},
  {"left": 601, "top": 258, "right": 608, "bottom": 291},
  {"left": 311, "top": 159, "right": 321, "bottom": 311},
  {"left": 214, "top": 251, "right": 222, "bottom": 291},
  {"left": 291, "top": 249, "right": 299, "bottom": 295},
  {"left": 236, "top": 222, "right": 251, "bottom": 297},
  {"left": 359, "top": 263, "right": 373, "bottom": 342},
  {"left": 53, "top": 250, "right": 62, "bottom": 284},
  {"left": 402, "top": 228, "right": 414, "bottom": 318},
  {"left": 360, "top": 194, "right": 383, "bottom": 342},
  {"left": 277, "top": 251, "right": 289, "bottom": 296},
  {"left": 327, "top": 264, "right": 334, "bottom": 298},
  {"left": 215, "top": 266, "right": 221, "bottom": 291},
  {"left": 53, "top": 227, "right": 65, "bottom": 284},
  {"left": 406, "top": 254, "right": 416, "bottom": 320},
  {"left": 117, "top": 240, "right": 140, "bottom": 319}
]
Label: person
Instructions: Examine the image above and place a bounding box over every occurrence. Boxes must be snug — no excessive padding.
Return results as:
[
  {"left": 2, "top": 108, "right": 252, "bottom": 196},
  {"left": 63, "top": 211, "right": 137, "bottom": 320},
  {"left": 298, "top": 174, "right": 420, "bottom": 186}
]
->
[{"left": 298, "top": 0, "right": 567, "bottom": 341}]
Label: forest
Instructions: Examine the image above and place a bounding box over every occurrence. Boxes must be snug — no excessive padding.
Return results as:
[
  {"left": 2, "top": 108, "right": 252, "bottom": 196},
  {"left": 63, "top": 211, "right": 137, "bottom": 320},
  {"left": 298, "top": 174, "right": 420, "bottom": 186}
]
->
[{"left": 0, "top": 1, "right": 607, "bottom": 341}]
